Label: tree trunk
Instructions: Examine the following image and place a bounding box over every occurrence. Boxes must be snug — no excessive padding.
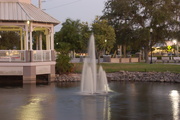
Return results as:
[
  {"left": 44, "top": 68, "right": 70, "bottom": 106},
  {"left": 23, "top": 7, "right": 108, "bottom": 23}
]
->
[
  {"left": 123, "top": 45, "right": 126, "bottom": 57},
  {"left": 118, "top": 45, "right": 122, "bottom": 57},
  {"left": 97, "top": 51, "right": 101, "bottom": 65},
  {"left": 120, "top": 45, "right": 122, "bottom": 56},
  {"left": 144, "top": 46, "right": 149, "bottom": 63},
  {"left": 98, "top": 54, "right": 100, "bottom": 65}
]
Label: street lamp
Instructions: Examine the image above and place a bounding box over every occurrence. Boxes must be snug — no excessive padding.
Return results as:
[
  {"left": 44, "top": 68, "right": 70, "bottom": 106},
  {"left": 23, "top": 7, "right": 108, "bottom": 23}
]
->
[
  {"left": 177, "top": 41, "right": 179, "bottom": 57},
  {"left": 150, "top": 28, "right": 153, "bottom": 64},
  {"left": 105, "top": 39, "right": 107, "bottom": 55}
]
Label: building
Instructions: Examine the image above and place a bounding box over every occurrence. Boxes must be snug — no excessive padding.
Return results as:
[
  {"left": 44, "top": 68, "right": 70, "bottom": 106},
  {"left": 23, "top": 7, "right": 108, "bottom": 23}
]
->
[
  {"left": 0, "top": 0, "right": 60, "bottom": 83},
  {"left": 153, "top": 40, "right": 179, "bottom": 56}
]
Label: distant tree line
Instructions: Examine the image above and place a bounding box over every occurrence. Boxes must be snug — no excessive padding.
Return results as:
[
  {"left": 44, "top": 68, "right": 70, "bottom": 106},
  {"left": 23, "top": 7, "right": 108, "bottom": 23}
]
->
[
  {"left": 55, "top": 0, "right": 180, "bottom": 63},
  {"left": 54, "top": 17, "right": 116, "bottom": 59},
  {"left": 102, "top": 0, "right": 180, "bottom": 62},
  {"left": 54, "top": 17, "right": 115, "bottom": 73}
]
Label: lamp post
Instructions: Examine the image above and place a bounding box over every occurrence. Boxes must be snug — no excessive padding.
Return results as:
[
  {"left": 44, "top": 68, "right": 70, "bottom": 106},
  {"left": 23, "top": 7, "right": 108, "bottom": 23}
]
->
[
  {"left": 178, "top": 41, "right": 179, "bottom": 57},
  {"left": 0, "top": 35, "right": 2, "bottom": 49},
  {"left": 0, "top": 35, "right": 1, "bottom": 49},
  {"left": 150, "top": 28, "right": 153, "bottom": 64},
  {"left": 105, "top": 39, "right": 107, "bottom": 55},
  {"left": 173, "top": 39, "right": 177, "bottom": 56}
]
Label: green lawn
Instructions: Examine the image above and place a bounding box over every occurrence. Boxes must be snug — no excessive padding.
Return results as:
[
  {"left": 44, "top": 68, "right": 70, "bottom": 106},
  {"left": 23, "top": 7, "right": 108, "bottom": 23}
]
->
[{"left": 73, "top": 63, "right": 180, "bottom": 73}]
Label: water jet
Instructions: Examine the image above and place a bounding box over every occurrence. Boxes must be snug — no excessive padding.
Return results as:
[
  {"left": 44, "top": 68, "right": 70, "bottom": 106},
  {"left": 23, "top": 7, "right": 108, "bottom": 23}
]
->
[{"left": 81, "top": 34, "right": 109, "bottom": 94}]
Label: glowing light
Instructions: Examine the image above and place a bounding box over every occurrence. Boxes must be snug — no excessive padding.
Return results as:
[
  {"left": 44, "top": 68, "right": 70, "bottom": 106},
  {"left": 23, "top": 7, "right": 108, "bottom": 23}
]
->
[
  {"left": 173, "top": 39, "right": 177, "bottom": 44},
  {"left": 170, "top": 90, "right": 179, "bottom": 97},
  {"left": 150, "top": 28, "right": 153, "bottom": 33},
  {"left": 27, "top": 21, "right": 30, "bottom": 25},
  {"left": 16, "top": 95, "right": 50, "bottom": 120},
  {"left": 169, "top": 90, "right": 179, "bottom": 120}
]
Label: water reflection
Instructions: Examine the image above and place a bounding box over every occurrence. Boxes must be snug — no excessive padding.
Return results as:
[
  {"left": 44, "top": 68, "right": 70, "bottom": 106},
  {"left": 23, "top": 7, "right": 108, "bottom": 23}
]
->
[
  {"left": 15, "top": 84, "right": 57, "bottom": 120},
  {"left": 109, "top": 82, "right": 180, "bottom": 120},
  {"left": 17, "top": 96, "right": 44, "bottom": 120},
  {"left": 0, "top": 82, "right": 179, "bottom": 120},
  {"left": 169, "top": 90, "right": 179, "bottom": 120},
  {"left": 81, "top": 95, "right": 109, "bottom": 120}
]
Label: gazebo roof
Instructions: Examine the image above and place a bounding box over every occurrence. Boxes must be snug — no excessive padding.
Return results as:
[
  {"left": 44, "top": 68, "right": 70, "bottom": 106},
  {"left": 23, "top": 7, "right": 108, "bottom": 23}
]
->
[{"left": 0, "top": 0, "right": 60, "bottom": 25}]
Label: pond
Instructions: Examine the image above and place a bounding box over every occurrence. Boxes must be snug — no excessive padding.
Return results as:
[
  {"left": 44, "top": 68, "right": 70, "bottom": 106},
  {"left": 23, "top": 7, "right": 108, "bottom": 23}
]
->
[{"left": 0, "top": 82, "right": 179, "bottom": 120}]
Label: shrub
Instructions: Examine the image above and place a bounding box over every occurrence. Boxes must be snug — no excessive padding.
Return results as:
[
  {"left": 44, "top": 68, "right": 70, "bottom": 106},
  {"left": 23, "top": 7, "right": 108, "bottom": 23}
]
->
[
  {"left": 55, "top": 42, "right": 74, "bottom": 74},
  {"left": 55, "top": 53, "right": 73, "bottom": 75}
]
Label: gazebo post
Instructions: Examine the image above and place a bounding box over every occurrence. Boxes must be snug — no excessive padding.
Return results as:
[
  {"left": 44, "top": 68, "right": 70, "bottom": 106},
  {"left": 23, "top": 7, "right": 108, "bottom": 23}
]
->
[
  {"left": 45, "top": 29, "right": 50, "bottom": 50},
  {"left": 20, "top": 30, "right": 23, "bottom": 50},
  {"left": 23, "top": 31, "right": 26, "bottom": 50},
  {"left": 36, "top": 35, "right": 39, "bottom": 50},
  {"left": 39, "top": 33, "right": 42, "bottom": 50},
  {"left": 51, "top": 26, "right": 54, "bottom": 50},
  {"left": 29, "top": 23, "right": 33, "bottom": 50},
  {"left": 25, "top": 24, "right": 29, "bottom": 50}
]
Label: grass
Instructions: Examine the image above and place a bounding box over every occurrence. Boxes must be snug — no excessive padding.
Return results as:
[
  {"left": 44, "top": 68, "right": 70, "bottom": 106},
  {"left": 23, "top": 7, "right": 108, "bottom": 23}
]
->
[{"left": 72, "top": 63, "right": 180, "bottom": 73}]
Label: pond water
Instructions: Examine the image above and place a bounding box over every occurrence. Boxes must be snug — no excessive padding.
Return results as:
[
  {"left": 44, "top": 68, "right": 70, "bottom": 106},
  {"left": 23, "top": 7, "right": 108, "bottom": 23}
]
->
[{"left": 0, "top": 82, "right": 179, "bottom": 120}]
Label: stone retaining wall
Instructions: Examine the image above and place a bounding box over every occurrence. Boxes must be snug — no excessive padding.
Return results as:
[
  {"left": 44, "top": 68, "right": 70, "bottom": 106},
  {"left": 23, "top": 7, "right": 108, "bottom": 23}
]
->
[
  {"left": 107, "top": 71, "right": 180, "bottom": 83},
  {"left": 55, "top": 71, "right": 180, "bottom": 83},
  {"left": 55, "top": 74, "right": 81, "bottom": 82}
]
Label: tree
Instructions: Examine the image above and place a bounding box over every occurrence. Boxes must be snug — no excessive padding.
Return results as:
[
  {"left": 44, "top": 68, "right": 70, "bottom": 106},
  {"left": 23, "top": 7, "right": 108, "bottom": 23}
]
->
[
  {"left": 103, "top": 0, "right": 180, "bottom": 63},
  {"left": 92, "top": 17, "right": 116, "bottom": 64},
  {"left": 54, "top": 19, "right": 91, "bottom": 56},
  {"left": 0, "top": 31, "right": 20, "bottom": 50},
  {"left": 54, "top": 19, "right": 91, "bottom": 74},
  {"left": 55, "top": 42, "right": 73, "bottom": 74},
  {"left": 80, "top": 22, "right": 92, "bottom": 53}
]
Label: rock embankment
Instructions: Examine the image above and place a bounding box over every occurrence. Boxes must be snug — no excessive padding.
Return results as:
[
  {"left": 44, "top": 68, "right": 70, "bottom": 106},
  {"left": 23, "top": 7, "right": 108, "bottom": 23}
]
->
[
  {"left": 55, "top": 71, "right": 180, "bottom": 83},
  {"left": 106, "top": 71, "right": 180, "bottom": 83},
  {"left": 55, "top": 74, "right": 81, "bottom": 82}
]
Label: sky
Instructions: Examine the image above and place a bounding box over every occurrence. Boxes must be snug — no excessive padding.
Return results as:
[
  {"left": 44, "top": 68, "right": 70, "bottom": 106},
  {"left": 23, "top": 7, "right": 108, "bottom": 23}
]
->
[{"left": 31, "top": 0, "right": 107, "bottom": 32}]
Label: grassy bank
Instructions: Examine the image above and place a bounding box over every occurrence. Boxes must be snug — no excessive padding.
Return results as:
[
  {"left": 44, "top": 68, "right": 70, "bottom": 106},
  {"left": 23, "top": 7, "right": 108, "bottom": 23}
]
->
[{"left": 73, "top": 63, "right": 180, "bottom": 73}]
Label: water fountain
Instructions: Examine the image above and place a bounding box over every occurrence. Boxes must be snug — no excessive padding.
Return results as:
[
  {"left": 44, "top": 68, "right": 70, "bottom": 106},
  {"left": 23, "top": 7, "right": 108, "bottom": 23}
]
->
[{"left": 81, "top": 34, "right": 109, "bottom": 94}]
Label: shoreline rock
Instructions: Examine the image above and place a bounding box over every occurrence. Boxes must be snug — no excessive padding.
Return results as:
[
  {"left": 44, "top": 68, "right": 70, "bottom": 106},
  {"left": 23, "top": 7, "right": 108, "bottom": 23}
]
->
[{"left": 55, "top": 71, "right": 180, "bottom": 83}]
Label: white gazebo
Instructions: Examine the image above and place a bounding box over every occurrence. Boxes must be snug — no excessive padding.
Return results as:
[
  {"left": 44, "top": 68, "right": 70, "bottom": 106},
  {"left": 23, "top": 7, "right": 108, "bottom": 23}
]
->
[{"left": 0, "top": 0, "right": 60, "bottom": 83}]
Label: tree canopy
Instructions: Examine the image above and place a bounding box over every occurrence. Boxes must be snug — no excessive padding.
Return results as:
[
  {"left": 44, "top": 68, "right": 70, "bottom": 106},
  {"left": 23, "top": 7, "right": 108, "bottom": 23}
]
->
[
  {"left": 92, "top": 17, "right": 116, "bottom": 61},
  {"left": 103, "top": 0, "right": 180, "bottom": 62},
  {"left": 54, "top": 18, "right": 91, "bottom": 53}
]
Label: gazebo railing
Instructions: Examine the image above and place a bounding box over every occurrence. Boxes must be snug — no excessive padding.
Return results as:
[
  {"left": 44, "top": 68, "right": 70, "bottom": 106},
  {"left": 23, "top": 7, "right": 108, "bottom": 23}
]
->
[
  {"left": 0, "top": 50, "right": 26, "bottom": 62},
  {"left": 33, "top": 50, "right": 51, "bottom": 62},
  {"left": 0, "top": 50, "right": 52, "bottom": 62}
]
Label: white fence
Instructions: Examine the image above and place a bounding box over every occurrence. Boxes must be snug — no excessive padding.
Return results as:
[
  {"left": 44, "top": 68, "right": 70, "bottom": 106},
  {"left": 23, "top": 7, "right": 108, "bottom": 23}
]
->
[
  {"left": 0, "top": 50, "right": 52, "bottom": 62},
  {"left": 33, "top": 50, "right": 51, "bottom": 62},
  {"left": 0, "top": 50, "right": 26, "bottom": 62}
]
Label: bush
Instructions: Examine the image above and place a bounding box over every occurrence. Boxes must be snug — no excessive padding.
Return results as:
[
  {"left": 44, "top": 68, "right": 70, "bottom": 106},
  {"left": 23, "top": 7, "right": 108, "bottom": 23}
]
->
[
  {"left": 55, "top": 53, "right": 73, "bottom": 75},
  {"left": 55, "top": 42, "right": 74, "bottom": 74}
]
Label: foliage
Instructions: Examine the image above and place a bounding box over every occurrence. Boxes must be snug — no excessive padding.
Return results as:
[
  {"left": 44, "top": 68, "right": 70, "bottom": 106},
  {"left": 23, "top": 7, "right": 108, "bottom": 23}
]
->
[
  {"left": 55, "top": 41, "right": 73, "bottom": 74},
  {"left": 56, "top": 42, "right": 71, "bottom": 54},
  {"left": 0, "top": 31, "right": 20, "bottom": 50},
  {"left": 103, "top": 0, "right": 180, "bottom": 62},
  {"left": 56, "top": 53, "right": 73, "bottom": 74},
  {"left": 54, "top": 19, "right": 91, "bottom": 53},
  {"left": 92, "top": 17, "right": 116, "bottom": 63}
]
